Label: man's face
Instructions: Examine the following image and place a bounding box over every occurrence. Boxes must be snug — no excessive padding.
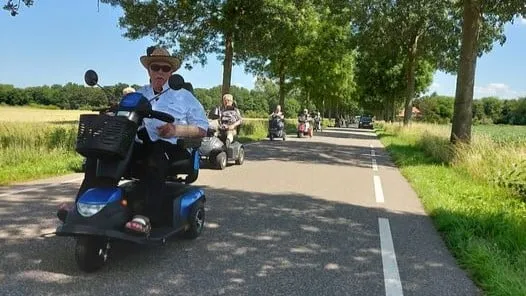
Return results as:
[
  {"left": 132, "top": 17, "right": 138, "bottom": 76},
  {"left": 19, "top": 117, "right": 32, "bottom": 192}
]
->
[{"left": 148, "top": 62, "right": 174, "bottom": 90}]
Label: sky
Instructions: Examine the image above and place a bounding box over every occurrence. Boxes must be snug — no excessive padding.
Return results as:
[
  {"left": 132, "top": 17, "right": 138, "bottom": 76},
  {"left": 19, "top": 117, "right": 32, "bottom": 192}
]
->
[{"left": 1, "top": 0, "right": 525, "bottom": 99}]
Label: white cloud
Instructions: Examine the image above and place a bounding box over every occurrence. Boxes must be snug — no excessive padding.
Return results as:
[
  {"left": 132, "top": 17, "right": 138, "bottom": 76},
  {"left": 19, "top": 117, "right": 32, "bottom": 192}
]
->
[
  {"left": 519, "top": 16, "right": 526, "bottom": 25},
  {"left": 423, "top": 82, "right": 440, "bottom": 96},
  {"left": 474, "top": 83, "right": 525, "bottom": 99},
  {"left": 430, "top": 82, "right": 440, "bottom": 90}
]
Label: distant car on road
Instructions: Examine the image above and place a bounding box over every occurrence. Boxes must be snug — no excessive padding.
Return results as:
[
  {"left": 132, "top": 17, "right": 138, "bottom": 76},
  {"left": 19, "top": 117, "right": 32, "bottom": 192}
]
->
[{"left": 358, "top": 116, "right": 373, "bottom": 129}]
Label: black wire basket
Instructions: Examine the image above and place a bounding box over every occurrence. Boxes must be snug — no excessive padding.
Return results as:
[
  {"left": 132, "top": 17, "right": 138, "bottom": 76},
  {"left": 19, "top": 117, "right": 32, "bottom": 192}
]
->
[{"left": 75, "top": 114, "right": 138, "bottom": 159}]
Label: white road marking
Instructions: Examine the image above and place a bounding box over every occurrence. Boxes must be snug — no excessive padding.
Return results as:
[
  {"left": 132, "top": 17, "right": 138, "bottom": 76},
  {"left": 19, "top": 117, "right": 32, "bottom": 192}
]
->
[
  {"left": 0, "top": 177, "right": 84, "bottom": 198},
  {"left": 379, "top": 218, "right": 404, "bottom": 296},
  {"left": 372, "top": 159, "right": 378, "bottom": 171},
  {"left": 374, "top": 175, "right": 384, "bottom": 203}
]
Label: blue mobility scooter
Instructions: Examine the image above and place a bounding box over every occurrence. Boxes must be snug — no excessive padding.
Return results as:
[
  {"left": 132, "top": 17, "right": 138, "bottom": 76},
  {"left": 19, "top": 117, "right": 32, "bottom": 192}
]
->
[{"left": 55, "top": 70, "right": 206, "bottom": 272}]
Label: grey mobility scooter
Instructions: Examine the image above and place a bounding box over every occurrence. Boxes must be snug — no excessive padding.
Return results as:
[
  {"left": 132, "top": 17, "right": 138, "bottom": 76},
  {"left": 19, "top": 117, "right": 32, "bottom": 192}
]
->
[
  {"left": 199, "top": 106, "right": 245, "bottom": 170},
  {"left": 268, "top": 113, "right": 286, "bottom": 141}
]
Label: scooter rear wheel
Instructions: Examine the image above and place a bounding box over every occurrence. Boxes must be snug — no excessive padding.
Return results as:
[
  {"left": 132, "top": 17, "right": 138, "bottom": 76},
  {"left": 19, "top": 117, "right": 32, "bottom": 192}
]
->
[
  {"left": 183, "top": 199, "right": 205, "bottom": 239},
  {"left": 75, "top": 236, "right": 109, "bottom": 273}
]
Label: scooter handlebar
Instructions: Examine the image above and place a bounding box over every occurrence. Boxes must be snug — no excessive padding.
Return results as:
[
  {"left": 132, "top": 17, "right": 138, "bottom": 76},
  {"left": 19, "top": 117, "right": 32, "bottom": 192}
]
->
[{"left": 149, "top": 110, "right": 175, "bottom": 123}]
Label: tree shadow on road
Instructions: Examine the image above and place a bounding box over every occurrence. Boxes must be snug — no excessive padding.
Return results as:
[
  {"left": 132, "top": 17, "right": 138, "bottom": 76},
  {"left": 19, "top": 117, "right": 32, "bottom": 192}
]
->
[
  {"left": 0, "top": 183, "right": 480, "bottom": 296},
  {"left": 244, "top": 136, "right": 397, "bottom": 170}
]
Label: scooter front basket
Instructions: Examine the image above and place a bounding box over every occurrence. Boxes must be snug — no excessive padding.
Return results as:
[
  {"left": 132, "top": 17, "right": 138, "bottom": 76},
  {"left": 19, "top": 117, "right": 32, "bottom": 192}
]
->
[{"left": 75, "top": 114, "right": 138, "bottom": 160}]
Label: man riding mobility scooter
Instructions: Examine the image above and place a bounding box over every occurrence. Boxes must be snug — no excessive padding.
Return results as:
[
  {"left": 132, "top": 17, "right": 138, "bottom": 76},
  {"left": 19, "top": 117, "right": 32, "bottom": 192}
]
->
[
  {"left": 54, "top": 70, "right": 207, "bottom": 273},
  {"left": 199, "top": 95, "right": 245, "bottom": 170}
]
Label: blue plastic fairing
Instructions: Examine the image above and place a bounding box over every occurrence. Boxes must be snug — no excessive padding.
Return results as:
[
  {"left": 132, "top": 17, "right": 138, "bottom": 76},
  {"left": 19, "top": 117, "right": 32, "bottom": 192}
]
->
[
  {"left": 120, "top": 92, "right": 146, "bottom": 108},
  {"left": 192, "top": 149, "right": 200, "bottom": 170},
  {"left": 78, "top": 187, "right": 122, "bottom": 205},
  {"left": 180, "top": 188, "right": 205, "bottom": 218}
]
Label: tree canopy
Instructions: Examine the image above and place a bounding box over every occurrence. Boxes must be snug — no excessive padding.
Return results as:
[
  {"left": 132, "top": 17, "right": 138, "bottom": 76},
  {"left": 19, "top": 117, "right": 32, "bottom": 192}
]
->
[{"left": 4, "top": 0, "right": 526, "bottom": 137}]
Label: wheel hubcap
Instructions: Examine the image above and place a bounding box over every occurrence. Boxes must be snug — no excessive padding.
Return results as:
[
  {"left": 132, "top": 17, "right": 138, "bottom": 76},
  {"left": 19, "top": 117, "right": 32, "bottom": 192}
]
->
[
  {"left": 195, "top": 209, "right": 204, "bottom": 230},
  {"left": 97, "top": 241, "right": 111, "bottom": 262}
]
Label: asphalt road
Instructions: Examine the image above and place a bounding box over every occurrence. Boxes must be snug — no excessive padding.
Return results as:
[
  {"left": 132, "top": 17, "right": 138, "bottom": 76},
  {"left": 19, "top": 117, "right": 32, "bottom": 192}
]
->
[{"left": 0, "top": 127, "right": 482, "bottom": 296}]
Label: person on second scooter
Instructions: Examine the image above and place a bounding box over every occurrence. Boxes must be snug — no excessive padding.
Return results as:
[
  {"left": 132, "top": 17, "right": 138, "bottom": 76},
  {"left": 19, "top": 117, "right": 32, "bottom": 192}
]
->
[
  {"left": 219, "top": 93, "right": 243, "bottom": 147},
  {"left": 269, "top": 104, "right": 285, "bottom": 128},
  {"left": 268, "top": 105, "right": 285, "bottom": 138}
]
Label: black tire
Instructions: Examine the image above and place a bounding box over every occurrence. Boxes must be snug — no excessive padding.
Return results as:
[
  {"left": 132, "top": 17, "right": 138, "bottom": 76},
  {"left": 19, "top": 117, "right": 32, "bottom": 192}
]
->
[
  {"left": 75, "top": 237, "right": 108, "bottom": 273},
  {"left": 183, "top": 199, "right": 205, "bottom": 239},
  {"left": 215, "top": 151, "right": 227, "bottom": 170},
  {"left": 235, "top": 147, "right": 245, "bottom": 165}
]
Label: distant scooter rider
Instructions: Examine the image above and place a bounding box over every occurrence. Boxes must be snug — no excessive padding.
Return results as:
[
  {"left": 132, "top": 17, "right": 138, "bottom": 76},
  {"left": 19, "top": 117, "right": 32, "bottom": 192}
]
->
[
  {"left": 298, "top": 108, "right": 313, "bottom": 137},
  {"left": 219, "top": 93, "right": 243, "bottom": 147},
  {"left": 313, "top": 111, "right": 322, "bottom": 131}
]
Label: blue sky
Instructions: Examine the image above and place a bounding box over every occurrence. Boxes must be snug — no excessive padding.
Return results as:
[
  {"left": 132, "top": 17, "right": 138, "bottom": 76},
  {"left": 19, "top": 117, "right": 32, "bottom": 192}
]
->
[{"left": 1, "top": 0, "right": 525, "bottom": 99}]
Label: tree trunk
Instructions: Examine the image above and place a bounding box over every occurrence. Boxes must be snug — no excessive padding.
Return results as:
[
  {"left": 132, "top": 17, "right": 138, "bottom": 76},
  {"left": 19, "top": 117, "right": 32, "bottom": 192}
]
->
[
  {"left": 221, "top": 32, "right": 234, "bottom": 98},
  {"left": 450, "top": 0, "right": 481, "bottom": 144},
  {"left": 390, "top": 98, "right": 396, "bottom": 122},
  {"left": 278, "top": 61, "right": 286, "bottom": 110},
  {"left": 403, "top": 34, "right": 420, "bottom": 126}
]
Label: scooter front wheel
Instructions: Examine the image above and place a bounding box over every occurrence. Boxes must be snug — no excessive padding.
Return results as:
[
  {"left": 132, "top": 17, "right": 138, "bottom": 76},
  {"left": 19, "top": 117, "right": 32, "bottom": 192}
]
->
[{"left": 75, "top": 236, "right": 109, "bottom": 273}]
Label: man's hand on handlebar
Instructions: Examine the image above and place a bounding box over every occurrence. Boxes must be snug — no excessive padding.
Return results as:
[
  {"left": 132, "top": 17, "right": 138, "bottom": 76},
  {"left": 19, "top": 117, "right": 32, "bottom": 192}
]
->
[{"left": 157, "top": 123, "right": 176, "bottom": 138}]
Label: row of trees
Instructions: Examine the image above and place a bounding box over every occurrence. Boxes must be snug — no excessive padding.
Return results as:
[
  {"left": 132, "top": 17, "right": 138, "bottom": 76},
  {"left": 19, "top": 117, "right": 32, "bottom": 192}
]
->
[
  {"left": 414, "top": 94, "right": 526, "bottom": 125},
  {"left": 0, "top": 78, "right": 313, "bottom": 118},
  {"left": 4, "top": 0, "right": 526, "bottom": 143}
]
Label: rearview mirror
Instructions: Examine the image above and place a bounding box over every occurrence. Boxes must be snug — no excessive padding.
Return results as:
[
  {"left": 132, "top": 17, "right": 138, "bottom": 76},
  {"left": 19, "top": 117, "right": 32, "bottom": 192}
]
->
[{"left": 84, "top": 70, "right": 98, "bottom": 86}]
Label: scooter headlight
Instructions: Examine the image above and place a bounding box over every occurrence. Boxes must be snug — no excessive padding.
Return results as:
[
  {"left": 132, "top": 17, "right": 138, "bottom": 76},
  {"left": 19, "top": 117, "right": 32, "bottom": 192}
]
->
[{"left": 77, "top": 202, "right": 106, "bottom": 217}]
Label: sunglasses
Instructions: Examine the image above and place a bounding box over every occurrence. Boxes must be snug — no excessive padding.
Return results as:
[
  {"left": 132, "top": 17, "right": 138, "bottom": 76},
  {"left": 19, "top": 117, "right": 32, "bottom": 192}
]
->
[{"left": 150, "top": 64, "right": 172, "bottom": 73}]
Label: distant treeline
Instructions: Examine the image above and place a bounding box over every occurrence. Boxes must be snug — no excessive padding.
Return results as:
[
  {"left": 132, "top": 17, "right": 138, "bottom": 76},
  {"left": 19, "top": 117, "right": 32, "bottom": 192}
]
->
[
  {"left": 0, "top": 81, "right": 313, "bottom": 118},
  {"left": 2, "top": 82, "right": 525, "bottom": 125},
  {"left": 414, "top": 94, "right": 526, "bottom": 125}
]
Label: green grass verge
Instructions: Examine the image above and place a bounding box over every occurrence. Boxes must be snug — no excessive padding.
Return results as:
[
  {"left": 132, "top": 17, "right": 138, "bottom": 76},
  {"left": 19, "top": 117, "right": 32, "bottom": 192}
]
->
[
  {"left": 0, "top": 149, "right": 83, "bottom": 185},
  {"left": 0, "top": 118, "right": 315, "bottom": 185},
  {"left": 376, "top": 126, "right": 526, "bottom": 296}
]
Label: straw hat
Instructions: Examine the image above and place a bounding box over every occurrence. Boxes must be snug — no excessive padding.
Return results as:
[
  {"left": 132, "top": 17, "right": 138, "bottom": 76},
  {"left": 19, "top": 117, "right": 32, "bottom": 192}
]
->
[
  {"left": 122, "top": 86, "right": 136, "bottom": 95},
  {"left": 140, "top": 46, "right": 181, "bottom": 71}
]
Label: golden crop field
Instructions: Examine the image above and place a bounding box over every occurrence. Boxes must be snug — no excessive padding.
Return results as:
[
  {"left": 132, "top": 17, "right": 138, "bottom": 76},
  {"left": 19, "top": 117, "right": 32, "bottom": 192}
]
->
[{"left": 0, "top": 106, "right": 96, "bottom": 122}]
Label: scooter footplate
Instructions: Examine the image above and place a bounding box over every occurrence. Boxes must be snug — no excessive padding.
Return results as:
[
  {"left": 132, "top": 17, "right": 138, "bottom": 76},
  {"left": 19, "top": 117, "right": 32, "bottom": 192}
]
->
[{"left": 55, "top": 224, "right": 185, "bottom": 245}]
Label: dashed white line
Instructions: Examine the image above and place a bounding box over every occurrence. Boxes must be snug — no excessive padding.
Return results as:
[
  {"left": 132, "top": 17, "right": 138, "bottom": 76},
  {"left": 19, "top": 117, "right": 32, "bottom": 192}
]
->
[
  {"left": 373, "top": 175, "right": 384, "bottom": 203},
  {"left": 0, "top": 177, "right": 84, "bottom": 198},
  {"left": 379, "top": 218, "right": 404, "bottom": 296},
  {"left": 372, "top": 159, "right": 378, "bottom": 171}
]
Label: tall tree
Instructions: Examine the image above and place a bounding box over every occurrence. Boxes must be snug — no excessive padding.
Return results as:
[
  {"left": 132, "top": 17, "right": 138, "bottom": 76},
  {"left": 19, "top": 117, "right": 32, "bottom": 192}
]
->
[
  {"left": 101, "top": 0, "right": 268, "bottom": 99},
  {"left": 352, "top": 0, "right": 460, "bottom": 125},
  {"left": 237, "top": 0, "right": 320, "bottom": 110},
  {"left": 450, "top": 1, "right": 526, "bottom": 143}
]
